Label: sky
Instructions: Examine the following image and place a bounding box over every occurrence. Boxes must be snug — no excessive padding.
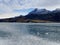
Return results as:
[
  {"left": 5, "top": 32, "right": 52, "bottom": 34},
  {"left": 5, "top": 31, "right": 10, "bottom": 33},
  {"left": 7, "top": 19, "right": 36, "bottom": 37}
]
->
[{"left": 0, "top": 0, "right": 60, "bottom": 18}]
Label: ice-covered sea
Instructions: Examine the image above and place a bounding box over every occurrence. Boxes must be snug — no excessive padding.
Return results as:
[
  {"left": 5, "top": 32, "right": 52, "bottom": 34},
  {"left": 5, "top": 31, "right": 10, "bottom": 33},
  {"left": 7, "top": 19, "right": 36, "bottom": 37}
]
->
[{"left": 0, "top": 23, "right": 60, "bottom": 45}]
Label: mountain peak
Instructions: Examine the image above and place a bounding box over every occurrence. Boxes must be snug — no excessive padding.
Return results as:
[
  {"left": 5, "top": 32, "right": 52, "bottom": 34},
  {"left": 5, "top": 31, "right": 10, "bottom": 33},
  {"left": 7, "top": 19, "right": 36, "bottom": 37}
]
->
[
  {"left": 53, "top": 8, "right": 60, "bottom": 13},
  {"left": 56, "top": 8, "right": 60, "bottom": 10},
  {"left": 28, "top": 8, "right": 51, "bottom": 15},
  {"left": 33, "top": 8, "right": 47, "bottom": 12}
]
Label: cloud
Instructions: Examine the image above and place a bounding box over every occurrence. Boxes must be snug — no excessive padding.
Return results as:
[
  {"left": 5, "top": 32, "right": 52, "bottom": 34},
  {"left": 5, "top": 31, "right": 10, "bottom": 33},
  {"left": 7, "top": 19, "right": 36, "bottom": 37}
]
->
[
  {"left": 0, "top": 0, "right": 60, "bottom": 9},
  {"left": 0, "top": 13, "right": 21, "bottom": 19},
  {"left": 0, "top": 0, "right": 60, "bottom": 18}
]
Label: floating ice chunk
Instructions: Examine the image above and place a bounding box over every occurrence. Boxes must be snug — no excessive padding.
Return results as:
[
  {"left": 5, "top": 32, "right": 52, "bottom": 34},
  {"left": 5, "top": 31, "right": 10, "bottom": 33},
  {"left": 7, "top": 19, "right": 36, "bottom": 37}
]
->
[
  {"left": 45, "top": 32, "right": 49, "bottom": 35},
  {"left": 37, "top": 32, "right": 40, "bottom": 36}
]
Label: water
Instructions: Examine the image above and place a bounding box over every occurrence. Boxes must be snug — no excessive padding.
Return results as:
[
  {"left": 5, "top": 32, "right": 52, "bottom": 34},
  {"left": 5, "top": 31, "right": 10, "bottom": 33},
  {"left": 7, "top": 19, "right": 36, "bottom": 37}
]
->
[{"left": 0, "top": 23, "right": 60, "bottom": 45}]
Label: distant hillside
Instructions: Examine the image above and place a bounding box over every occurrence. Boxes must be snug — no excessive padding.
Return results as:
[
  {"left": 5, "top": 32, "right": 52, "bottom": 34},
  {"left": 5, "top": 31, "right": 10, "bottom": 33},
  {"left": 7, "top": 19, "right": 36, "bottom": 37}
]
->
[
  {"left": 0, "top": 8, "right": 60, "bottom": 23},
  {"left": 25, "top": 8, "right": 60, "bottom": 22}
]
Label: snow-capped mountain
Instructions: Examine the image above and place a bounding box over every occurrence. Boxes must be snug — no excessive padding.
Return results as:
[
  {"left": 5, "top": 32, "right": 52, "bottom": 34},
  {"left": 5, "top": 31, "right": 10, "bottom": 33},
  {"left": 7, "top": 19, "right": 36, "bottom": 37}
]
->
[
  {"left": 0, "top": 8, "right": 60, "bottom": 22},
  {"left": 52, "top": 8, "right": 60, "bottom": 13},
  {"left": 28, "top": 8, "right": 51, "bottom": 15}
]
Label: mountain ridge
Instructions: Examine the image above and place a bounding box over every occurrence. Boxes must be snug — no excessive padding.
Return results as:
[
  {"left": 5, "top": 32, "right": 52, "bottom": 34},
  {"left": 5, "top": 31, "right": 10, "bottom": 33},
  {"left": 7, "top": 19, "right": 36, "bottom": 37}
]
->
[{"left": 0, "top": 8, "right": 60, "bottom": 23}]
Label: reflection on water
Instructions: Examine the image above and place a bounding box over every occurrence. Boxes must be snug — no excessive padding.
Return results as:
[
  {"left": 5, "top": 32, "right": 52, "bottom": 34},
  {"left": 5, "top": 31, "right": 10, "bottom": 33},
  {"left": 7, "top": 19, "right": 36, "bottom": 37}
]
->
[
  {"left": 0, "top": 31, "right": 11, "bottom": 38},
  {"left": 27, "top": 25, "right": 60, "bottom": 42},
  {"left": 0, "top": 23, "right": 60, "bottom": 45}
]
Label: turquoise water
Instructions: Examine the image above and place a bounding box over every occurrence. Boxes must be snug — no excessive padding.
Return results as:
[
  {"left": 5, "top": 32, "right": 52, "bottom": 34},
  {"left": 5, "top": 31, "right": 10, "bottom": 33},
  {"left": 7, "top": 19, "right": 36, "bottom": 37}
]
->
[{"left": 0, "top": 23, "right": 60, "bottom": 45}]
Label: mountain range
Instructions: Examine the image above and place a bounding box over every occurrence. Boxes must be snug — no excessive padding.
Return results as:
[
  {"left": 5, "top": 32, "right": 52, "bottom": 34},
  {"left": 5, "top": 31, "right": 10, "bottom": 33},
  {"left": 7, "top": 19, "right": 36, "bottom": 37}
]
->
[{"left": 0, "top": 8, "right": 60, "bottom": 23}]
